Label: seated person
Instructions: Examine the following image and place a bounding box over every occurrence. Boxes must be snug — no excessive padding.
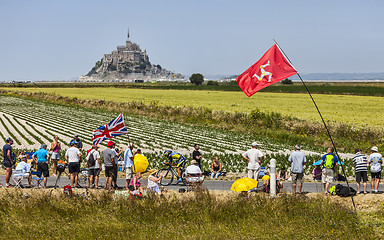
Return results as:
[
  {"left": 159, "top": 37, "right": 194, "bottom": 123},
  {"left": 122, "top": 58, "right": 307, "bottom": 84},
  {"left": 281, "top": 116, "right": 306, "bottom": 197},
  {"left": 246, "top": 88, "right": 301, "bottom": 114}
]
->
[
  {"left": 163, "top": 150, "right": 186, "bottom": 183},
  {"left": 277, "top": 167, "right": 288, "bottom": 181},
  {"left": 15, "top": 155, "right": 33, "bottom": 187},
  {"left": 147, "top": 169, "right": 163, "bottom": 195},
  {"left": 211, "top": 156, "right": 222, "bottom": 179},
  {"left": 129, "top": 172, "right": 144, "bottom": 194},
  {"left": 312, "top": 165, "right": 322, "bottom": 181},
  {"left": 262, "top": 170, "right": 283, "bottom": 193},
  {"left": 185, "top": 160, "right": 204, "bottom": 184}
]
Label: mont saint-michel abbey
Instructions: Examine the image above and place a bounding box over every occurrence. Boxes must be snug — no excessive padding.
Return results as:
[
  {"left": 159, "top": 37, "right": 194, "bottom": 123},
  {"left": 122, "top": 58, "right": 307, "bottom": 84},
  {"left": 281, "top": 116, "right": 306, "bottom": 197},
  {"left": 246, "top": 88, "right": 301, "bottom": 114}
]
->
[{"left": 79, "top": 30, "right": 183, "bottom": 82}]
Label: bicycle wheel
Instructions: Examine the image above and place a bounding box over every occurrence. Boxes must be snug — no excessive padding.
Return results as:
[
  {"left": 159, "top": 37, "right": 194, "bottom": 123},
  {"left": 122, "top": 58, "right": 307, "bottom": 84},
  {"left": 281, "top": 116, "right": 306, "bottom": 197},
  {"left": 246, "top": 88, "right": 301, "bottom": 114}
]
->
[{"left": 157, "top": 168, "right": 173, "bottom": 186}]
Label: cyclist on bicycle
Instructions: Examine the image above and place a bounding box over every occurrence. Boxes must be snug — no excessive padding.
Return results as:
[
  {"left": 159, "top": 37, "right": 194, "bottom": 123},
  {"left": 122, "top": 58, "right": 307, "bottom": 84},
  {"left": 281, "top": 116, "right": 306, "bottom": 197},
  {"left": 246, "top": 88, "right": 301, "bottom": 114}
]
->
[{"left": 163, "top": 150, "right": 186, "bottom": 183}]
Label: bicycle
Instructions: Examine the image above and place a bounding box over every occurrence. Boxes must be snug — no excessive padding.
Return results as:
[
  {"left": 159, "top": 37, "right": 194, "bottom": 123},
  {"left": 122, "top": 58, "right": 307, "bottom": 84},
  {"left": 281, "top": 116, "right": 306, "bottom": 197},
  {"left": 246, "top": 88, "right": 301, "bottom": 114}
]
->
[{"left": 156, "top": 163, "right": 186, "bottom": 186}]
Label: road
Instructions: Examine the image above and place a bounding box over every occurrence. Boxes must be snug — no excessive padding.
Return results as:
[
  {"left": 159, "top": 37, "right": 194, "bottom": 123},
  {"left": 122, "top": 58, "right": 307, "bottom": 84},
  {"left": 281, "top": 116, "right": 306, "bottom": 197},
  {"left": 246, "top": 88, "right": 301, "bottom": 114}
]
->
[{"left": 1, "top": 174, "right": 379, "bottom": 194}]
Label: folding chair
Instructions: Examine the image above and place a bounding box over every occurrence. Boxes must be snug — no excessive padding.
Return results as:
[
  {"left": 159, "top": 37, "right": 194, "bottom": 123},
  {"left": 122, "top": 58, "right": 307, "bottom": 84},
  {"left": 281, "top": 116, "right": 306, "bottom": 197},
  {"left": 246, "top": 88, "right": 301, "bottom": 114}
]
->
[
  {"left": 11, "top": 169, "right": 30, "bottom": 188},
  {"left": 186, "top": 175, "right": 205, "bottom": 191},
  {"left": 31, "top": 171, "right": 44, "bottom": 188}
]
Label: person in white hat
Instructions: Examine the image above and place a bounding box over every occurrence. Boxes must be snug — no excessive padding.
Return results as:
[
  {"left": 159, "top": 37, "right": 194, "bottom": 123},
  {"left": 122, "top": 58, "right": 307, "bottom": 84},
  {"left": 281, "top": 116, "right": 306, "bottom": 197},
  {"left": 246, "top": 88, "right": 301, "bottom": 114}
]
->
[
  {"left": 242, "top": 142, "right": 264, "bottom": 183},
  {"left": 369, "top": 146, "right": 382, "bottom": 193}
]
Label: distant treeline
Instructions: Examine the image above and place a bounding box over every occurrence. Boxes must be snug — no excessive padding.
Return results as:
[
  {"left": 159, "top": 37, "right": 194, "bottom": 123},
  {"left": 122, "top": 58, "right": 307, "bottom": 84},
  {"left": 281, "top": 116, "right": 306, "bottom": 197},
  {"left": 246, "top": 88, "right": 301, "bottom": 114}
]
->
[{"left": 1, "top": 81, "right": 384, "bottom": 96}]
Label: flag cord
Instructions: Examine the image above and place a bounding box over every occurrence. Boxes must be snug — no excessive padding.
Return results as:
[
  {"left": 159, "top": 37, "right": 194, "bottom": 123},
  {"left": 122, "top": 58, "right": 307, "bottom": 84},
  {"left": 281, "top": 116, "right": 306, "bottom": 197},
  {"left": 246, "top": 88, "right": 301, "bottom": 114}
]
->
[{"left": 273, "top": 40, "right": 356, "bottom": 210}]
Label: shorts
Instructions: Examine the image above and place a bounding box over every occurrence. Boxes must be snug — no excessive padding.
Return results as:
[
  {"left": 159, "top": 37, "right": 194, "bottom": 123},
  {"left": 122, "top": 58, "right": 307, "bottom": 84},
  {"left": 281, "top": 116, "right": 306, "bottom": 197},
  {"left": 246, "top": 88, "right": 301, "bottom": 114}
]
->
[
  {"left": 89, "top": 168, "right": 100, "bottom": 177},
  {"left": 356, "top": 171, "right": 368, "bottom": 182},
  {"left": 291, "top": 172, "right": 304, "bottom": 184},
  {"left": 37, "top": 162, "right": 50, "bottom": 177},
  {"left": 125, "top": 167, "right": 133, "bottom": 179},
  {"left": 105, "top": 166, "right": 115, "bottom": 178},
  {"left": 3, "top": 160, "right": 12, "bottom": 168},
  {"left": 371, "top": 171, "right": 381, "bottom": 179},
  {"left": 51, "top": 152, "right": 60, "bottom": 160},
  {"left": 68, "top": 162, "right": 80, "bottom": 174},
  {"left": 176, "top": 158, "right": 186, "bottom": 168},
  {"left": 322, "top": 168, "right": 334, "bottom": 184}
]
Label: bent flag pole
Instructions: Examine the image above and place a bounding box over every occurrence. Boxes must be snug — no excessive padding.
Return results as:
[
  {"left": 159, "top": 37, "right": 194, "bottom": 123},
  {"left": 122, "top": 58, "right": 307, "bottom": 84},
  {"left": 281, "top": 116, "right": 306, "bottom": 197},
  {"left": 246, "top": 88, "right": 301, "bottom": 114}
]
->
[
  {"left": 92, "top": 113, "right": 128, "bottom": 145},
  {"left": 237, "top": 42, "right": 356, "bottom": 210}
]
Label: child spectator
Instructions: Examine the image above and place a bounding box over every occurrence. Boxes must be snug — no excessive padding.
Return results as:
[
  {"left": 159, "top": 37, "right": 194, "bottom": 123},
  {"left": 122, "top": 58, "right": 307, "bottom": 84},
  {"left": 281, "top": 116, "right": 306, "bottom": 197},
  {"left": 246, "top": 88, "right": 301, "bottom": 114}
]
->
[
  {"left": 312, "top": 165, "right": 322, "bottom": 181},
  {"left": 147, "top": 169, "right": 163, "bottom": 195}
]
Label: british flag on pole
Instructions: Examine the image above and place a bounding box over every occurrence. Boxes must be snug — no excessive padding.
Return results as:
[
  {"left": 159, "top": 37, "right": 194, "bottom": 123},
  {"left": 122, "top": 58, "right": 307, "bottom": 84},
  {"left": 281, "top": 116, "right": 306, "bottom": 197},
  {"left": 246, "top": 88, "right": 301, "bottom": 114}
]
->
[{"left": 92, "top": 113, "right": 128, "bottom": 145}]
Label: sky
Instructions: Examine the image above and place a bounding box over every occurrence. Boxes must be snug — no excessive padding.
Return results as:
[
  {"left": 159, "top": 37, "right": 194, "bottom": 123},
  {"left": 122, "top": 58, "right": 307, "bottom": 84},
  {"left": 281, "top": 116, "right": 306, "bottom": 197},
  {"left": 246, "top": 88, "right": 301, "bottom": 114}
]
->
[{"left": 0, "top": 0, "right": 383, "bottom": 81}]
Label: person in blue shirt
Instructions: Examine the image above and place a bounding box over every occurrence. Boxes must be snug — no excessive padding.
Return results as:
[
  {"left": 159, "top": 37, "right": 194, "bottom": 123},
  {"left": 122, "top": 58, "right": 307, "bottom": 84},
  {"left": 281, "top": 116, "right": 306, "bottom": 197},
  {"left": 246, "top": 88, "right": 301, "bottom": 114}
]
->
[
  {"left": 163, "top": 150, "right": 186, "bottom": 183},
  {"left": 320, "top": 147, "right": 339, "bottom": 194},
  {"left": 33, "top": 144, "right": 51, "bottom": 188}
]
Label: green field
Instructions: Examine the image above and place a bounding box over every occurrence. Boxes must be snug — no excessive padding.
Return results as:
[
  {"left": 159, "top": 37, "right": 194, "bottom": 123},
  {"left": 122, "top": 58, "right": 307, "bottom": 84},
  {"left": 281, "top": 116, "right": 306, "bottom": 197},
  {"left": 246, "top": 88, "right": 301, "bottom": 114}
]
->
[{"left": 3, "top": 87, "right": 384, "bottom": 128}]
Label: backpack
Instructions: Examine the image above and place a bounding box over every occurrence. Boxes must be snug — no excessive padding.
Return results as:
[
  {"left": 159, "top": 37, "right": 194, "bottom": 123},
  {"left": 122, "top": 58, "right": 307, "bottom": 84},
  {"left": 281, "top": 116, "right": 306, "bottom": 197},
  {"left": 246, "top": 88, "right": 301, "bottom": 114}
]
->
[
  {"left": 324, "top": 154, "right": 335, "bottom": 169},
  {"left": 329, "top": 184, "right": 356, "bottom": 197},
  {"left": 88, "top": 150, "right": 96, "bottom": 167}
]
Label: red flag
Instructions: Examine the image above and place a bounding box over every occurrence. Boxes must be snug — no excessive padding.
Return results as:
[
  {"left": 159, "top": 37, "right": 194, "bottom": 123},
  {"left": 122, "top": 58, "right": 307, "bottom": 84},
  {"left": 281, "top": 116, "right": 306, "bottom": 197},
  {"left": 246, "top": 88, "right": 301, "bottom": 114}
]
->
[{"left": 236, "top": 44, "right": 297, "bottom": 97}]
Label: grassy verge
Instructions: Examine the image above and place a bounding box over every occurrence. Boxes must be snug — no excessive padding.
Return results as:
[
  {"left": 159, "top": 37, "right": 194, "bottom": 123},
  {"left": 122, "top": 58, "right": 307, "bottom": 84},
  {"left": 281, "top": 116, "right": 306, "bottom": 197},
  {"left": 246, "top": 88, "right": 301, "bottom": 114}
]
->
[
  {"left": 0, "top": 189, "right": 380, "bottom": 239},
  {"left": 1, "top": 81, "right": 384, "bottom": 96}
]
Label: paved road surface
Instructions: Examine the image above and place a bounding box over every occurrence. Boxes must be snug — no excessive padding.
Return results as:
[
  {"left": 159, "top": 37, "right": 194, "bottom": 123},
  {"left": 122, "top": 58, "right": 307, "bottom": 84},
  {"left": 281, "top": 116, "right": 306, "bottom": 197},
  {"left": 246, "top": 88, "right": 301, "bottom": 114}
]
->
[{"left": 1, "top": 174, "right": 381, "bottom": 194}]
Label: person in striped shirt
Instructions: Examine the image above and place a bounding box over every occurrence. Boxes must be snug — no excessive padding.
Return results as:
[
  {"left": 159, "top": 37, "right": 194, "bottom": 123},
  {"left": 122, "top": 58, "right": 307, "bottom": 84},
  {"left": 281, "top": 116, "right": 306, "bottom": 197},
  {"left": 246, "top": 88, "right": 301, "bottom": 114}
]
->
[{"left": 353, "top": 148, "right": 368, "bottom": 194}]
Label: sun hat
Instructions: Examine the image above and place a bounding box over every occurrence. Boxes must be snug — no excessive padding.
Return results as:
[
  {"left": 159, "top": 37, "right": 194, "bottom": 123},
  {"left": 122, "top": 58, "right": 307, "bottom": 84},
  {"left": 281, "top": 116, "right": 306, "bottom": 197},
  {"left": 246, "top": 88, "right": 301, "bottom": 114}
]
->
[
  {"left": 20, "top": 155, "right": 27, "bottom": 159},
  {"left": 251, "top": 142, "right": 258, "bottom": 147},
  {"left": 149, "top": 169, "right": 158, "bottom": 175},
  {"left": 191, "top": 160, "right": 198, "bottom": 164},
  {"left": 371, "top": 146, "right": 378, "bottom": 152},
  {"left": 74, "top": 134, "right": 79, "bottom": 137},
  {"left": 5, "top": 137, "right": 12, "bottom": 142},
  {"left": 69, "top": 141, "right": 77, "bottom": 146},
  {"left": 107, "top": 141, "right": 115, "bottom": 147},
  {"left": 295, "top": 144, "right": 301, "bottom": 150}
]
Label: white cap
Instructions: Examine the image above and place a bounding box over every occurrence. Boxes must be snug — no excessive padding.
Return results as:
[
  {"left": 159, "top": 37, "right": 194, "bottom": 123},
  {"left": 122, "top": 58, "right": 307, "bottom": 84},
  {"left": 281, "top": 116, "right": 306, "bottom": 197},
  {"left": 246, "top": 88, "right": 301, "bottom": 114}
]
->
[
  {"left": 295, "top": 144, "right": 301, "bottom": 150},
  {"left": 252, "top": 142, "right": 258, "bottom": 147},
  {"left": 371, "top": 146, "right": 378, "bottom": 152}
]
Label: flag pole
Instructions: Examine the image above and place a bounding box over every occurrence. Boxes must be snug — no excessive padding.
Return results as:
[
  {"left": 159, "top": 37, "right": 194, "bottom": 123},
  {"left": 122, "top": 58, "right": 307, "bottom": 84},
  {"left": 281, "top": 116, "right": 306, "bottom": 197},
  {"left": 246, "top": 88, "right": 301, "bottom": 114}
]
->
[{"left": 273, "top": 39, "right": 356, "bottom": 210}]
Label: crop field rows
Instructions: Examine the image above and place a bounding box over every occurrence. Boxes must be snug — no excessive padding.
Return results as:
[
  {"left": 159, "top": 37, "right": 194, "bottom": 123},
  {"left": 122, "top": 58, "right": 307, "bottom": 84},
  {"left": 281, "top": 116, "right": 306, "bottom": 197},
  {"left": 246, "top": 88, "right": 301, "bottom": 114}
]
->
[
  {"left": 0, "top": 96, "right": 269, "bottom": 153},
  {"left": 0, "top": 95, "right": 356, "bottom": 174}
]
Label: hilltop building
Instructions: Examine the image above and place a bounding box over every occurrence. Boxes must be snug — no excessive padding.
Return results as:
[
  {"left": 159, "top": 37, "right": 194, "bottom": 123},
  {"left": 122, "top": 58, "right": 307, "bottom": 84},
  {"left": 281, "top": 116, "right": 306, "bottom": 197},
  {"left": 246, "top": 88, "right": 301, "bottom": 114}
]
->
[{"left": 79, "top": 30, "right": 183, "bottom": 82}]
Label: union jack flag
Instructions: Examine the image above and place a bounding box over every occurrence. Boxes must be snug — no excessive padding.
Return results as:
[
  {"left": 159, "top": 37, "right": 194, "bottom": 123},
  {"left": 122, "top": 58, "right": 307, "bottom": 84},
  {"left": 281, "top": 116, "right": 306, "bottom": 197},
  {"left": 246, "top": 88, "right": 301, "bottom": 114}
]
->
[{"left": 92, "top": 113, "right": 128, "bottom": 145}]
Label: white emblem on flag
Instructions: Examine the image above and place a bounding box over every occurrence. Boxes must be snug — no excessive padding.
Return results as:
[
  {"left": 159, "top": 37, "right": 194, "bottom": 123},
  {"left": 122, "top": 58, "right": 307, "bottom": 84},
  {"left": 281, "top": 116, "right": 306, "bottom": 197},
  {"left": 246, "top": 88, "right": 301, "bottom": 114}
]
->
[{"left": 253, "top": 60, "right": 272, "bottom": 82}]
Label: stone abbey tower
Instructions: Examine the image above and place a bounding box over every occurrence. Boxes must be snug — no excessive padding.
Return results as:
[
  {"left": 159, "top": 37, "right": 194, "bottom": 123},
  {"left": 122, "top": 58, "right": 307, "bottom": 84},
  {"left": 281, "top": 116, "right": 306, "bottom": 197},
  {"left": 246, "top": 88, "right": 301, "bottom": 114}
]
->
[{"left": 80, "top": 30, "right": 183, "bottom": 82}]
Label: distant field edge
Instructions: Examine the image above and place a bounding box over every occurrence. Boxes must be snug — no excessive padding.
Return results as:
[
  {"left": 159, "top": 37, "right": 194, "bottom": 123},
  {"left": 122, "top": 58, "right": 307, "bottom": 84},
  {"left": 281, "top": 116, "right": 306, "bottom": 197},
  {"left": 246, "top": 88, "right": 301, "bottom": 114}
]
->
[{"left": 1, "top": 81, "right": 384, "bottom": 96}]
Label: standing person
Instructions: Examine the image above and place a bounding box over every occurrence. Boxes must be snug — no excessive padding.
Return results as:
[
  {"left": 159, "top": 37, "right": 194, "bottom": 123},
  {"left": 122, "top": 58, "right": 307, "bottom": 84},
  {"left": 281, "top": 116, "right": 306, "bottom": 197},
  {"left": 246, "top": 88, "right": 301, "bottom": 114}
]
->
[
  {"left": 353, "top": 148, "right": 368, "bottom": 194},
  {"left": 70, "top": 134, "right": 83, "bottom": 151},
  {"left": 369, "top": 146, "right": 383, "bottom": 193},
  {"left": 65, "top": 141, "right": 82, "bottom": 188},
  {"left": 192, "top": 144, "right": 202, "bottom": 170},
  {"left": 3, "top": 137, "right": 15, "bottom": 188},
  {"left": 242, "top": 142, "right": 264, "bottom": 182},
  {"left": 50, "top": 135, "right": 61, "bottom": 176},
  {"left": 210, "top": 156, "right": 222, "bottom": 179},
  {"left": 87, "top": 145, "right": 101, "bottom": 189},
  {"left": 320, "top": 147, "right": 339, "bottom": 194},
  {"left": 103, "top": 141, "right": 117, "bottom": 190},
  {"left": 32, "top": 144, "right": 51, "bottom": 188},
  {"left": 112, "top": 146, "right": 123, "bottom": 189},
  {"left": 123, "top": 143, "right": 134, "bottom": 190},
  {"left": 288, "top": 145, "right": 306, "bottom": 194}
]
